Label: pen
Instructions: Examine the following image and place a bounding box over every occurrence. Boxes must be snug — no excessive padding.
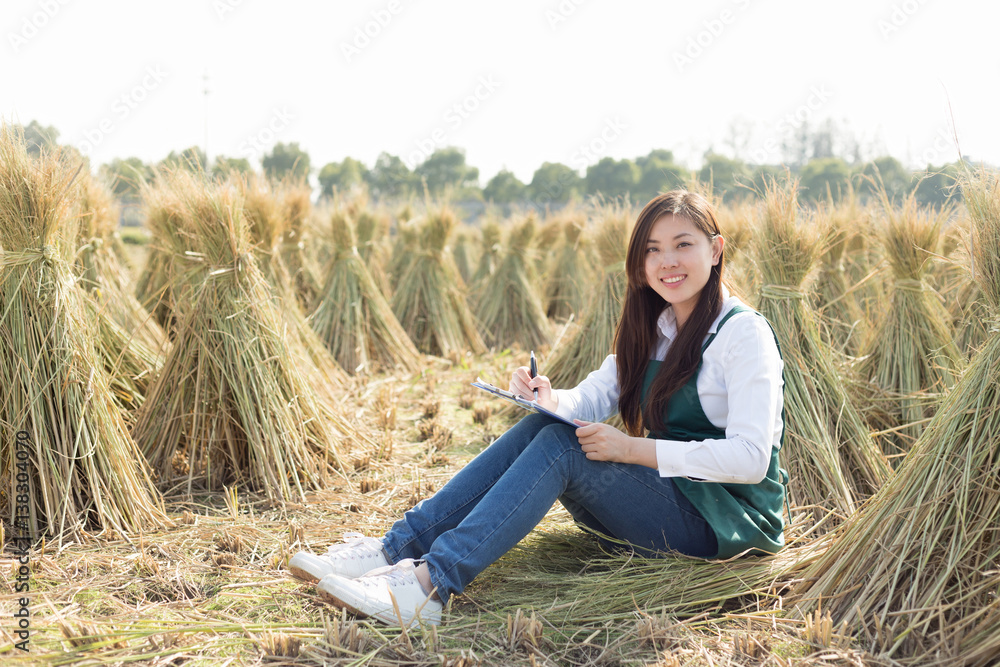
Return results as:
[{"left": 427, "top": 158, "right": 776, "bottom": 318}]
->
[{"left": 530, "top": 350, "right": 538, "bottom": 401}]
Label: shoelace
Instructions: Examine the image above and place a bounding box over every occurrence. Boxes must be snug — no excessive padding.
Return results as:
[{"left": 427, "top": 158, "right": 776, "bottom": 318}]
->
[
  {"left": 324, "top": 532, "right": 383, "bottom": 561},
  {"left": 360, "top": 559, "right": 417, "bottom": 589}
]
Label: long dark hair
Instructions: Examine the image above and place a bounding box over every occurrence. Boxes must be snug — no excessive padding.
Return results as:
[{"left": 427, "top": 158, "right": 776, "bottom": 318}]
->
[{"left": 615, "top": 191, "right": 725, "bottom": 436}]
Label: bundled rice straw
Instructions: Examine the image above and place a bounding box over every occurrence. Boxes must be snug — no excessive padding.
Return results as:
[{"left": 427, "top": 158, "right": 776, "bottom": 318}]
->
[
  {"left": 470, "top": 217, "right": 502, "bottom": 289},
  {"left": 239, "top": 175, "right": 349, "bottom": 384},
  {"left": 278, "top": 180, "right": 321, "bottom": 312},
  {"left": 473, "top": 213, "right": 551, "bottom": 350},
  {"left": 750, "top": 180, "right": 889, "bottom": 522},
  {"left": 0, "top": 126, "right": 167, "bottom": 540},
  {"left": 310, "top": 207, "right": 421, "bottom": 374},
  {"left": 544, "top": 211, "right": 593, "bottom": 321},
  {"left": 136, "top": 181, "right": 188, "bottom": 333},
  {"left": 855, "top": 192, "right": 962, "bottom": 455},
  {"left": 547, "top": 202, "right": 631, "bottom": 389},
  {"left": 811, "top": 196, "right": 867, "bottom": 355},
  {"left": 936, "top": 214, "right": 992, "bottom": 356},
  {"left": 391, "top": 203, "right": 486, "bottom": 357},
  {"left": 791, "top": 170, "right": 1000, "bottom": 666},
  {"left": 483, "top": 525, "right": 831, "bottom": 622},
  {"left": 134, "top": 173, "right": 350, "bottom": 500},
  {"left": 352, "top": 200, "right": 393, "bottom": 300},
  {"left": 452, "top": 229, "right": 473, "bottom": 285},
  {"left": 74, "top": 173, "right": 168, "bottom": 414}
]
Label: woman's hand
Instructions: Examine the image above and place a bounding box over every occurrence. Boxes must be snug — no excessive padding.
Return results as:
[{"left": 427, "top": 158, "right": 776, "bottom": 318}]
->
[
  {"left": 510, "top": 366, "right": 557, "bottom": 412},
  {"left": 574, "top": 420, "right": 657, "bottom": 468}
]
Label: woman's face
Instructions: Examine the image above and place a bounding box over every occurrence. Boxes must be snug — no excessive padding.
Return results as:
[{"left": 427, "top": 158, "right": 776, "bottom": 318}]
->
[{"left": 643, "top": 213, "right": 724, "bottom": 328}]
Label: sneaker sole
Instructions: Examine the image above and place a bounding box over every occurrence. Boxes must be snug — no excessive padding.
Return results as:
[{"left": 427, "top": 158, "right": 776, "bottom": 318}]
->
[
  {"left": 316, "top": 583, "right": 441, "bottom": 627},
  {"left": 287, "top": 563, "right": 320, "bottom": 583},
  {"left": 316, "top": 585, "right": 375, "bottom": 621}
]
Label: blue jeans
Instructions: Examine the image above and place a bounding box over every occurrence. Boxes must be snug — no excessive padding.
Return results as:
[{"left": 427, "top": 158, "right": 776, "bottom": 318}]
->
[{"left": 381, "top": 413, "right": 717, "bottom": 602}]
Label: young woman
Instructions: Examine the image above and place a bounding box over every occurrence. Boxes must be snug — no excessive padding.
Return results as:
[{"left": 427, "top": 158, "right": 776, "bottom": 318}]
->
[{"left": 289, "top": 190, "right": 787, "bottom": 627}]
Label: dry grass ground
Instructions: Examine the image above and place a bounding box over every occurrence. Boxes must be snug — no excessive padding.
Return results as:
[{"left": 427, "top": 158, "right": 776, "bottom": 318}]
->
[{"left": 2, "top": 245, "right": 887, "bottom": 667}]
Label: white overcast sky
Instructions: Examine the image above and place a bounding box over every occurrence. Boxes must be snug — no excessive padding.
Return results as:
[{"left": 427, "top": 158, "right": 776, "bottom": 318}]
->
[{"left": 2, "top": 0, "right": 998, "bottom": 183}]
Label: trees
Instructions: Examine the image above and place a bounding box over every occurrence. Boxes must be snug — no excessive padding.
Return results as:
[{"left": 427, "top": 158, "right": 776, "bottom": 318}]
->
[
  {"left": 856, "top": 156, "right": 910, "bottom": 202},
  {"left": 318, "top": 157, "right": 367, "bottom": 198},
  {"left": 414, "top": 147, "right": 479, "bottom": 195},
  {"left": 366, "top": 152, "right": 417, "bottom": 199},
  {"left": 585, "top": 157, "right": 639, "bottom": 199},
  {"left": 527, "top": 162, "right": 582, "bottom": 207},
  {"left": 699, "top": 153, "right": 749, "bottom": 202},
  {"left": 800, "top": 157, "right": 851, "bottom": 202},
  {"left": 635, "top": 149, "right": 689, "bottom": 202},
  {"left": 160, "top": 146, "right": 207, "bottom": 172},
  {"left": 262, "top": 142, "right": 311, "bottom": 181},
  {"left": 19, "top": 120, "right": 60, "bottom": 155},
  {"left": 101, "top": 157, "right": 154, "bottom": 197},
  {"left": 483, "top": 169, "right": 527, "bottom": 204},
  {"left": 211, "top": 156, "right": 254, "bottom": 179},
  {"left": 914, "top": 162, "right": 963, "bottom": 207}
]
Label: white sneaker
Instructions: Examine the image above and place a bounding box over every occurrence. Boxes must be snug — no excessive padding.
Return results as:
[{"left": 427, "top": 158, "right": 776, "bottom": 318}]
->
[
  {"left": 316, "top": 558, "right": 443, "bottom": 627},
  {"left": 287, "top": 532, "right": 390, "bottom": 582}
]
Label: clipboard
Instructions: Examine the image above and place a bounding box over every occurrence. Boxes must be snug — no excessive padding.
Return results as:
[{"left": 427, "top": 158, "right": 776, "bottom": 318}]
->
[{"left": 471, "top": 378, "right": 578, "bottom": 428}]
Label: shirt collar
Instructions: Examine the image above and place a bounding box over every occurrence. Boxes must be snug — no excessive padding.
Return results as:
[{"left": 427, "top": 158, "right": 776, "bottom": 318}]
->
[{"left": 655, "top": 284, "right": 739, "bottom": 340}]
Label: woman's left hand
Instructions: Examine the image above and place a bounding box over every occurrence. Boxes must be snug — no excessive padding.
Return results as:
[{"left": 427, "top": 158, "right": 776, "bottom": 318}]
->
[{"left": 573, "top": 420, "right": 641, "bottom": 464}]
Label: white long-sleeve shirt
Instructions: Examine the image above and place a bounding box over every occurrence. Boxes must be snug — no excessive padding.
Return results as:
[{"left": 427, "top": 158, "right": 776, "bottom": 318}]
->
[{"left": 552, "top": 293, "right": 784, "bottom": 485}]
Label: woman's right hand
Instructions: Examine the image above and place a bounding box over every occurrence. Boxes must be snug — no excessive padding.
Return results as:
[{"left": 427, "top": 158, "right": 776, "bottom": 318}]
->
[{"left": 510, "top": 366, "right": 557, "bottom": 412}]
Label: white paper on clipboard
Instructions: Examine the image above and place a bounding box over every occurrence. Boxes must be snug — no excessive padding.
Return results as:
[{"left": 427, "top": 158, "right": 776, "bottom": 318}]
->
[{"left": 471, "top": 378, "right": 578, "bottom": 428}]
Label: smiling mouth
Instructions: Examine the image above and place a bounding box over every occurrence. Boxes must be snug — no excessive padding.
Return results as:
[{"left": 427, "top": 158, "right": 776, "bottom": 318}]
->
[{"left": 661, "top": 275, "right": 685, "bottom": 285}]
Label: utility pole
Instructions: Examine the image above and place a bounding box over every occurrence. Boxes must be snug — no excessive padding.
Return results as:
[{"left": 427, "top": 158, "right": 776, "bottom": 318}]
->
[{"left": 203, "top": 69, "right": 211, "bottom": 169}]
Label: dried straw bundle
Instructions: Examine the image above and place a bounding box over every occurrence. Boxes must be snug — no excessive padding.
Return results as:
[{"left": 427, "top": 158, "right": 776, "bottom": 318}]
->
[
  {"left": 750, "top": 180, "right": 889, "bottom": 522},
  {"left": 0, "top": 128, "right": 167, "bottom": 540},
  {"left": 470, "top": 217, "right": 502, "bottom": 289},
  {"left": 390, "top": 204, "right": 486, "bottom": 357},
  {"left": 239, "top": 176, "right": 349, "bottom": 384},
  {"left": 544, "top": 212, "right": 593, "bottom": 321},
  {"left": 484, "top": 529, "right": 831, "bottom": 621},
  {"left": 714, "top": 201, "right": 755, "bottom": 297},
  {"left": 352, "top": 202, "right": 393, "bottom": 300},
  {"left": 791, "top": 171, "right": 1000, "bottom": 666},
  {"left": 386, "top": 217, "right": 420, "bottom": 287},
  {"left": 134, "top": 174, "right": 348, "bottom": 500},
  {"left": 855, "top": 193, "right": 962, "bottom": 455},
  {"left": 547, "top": 203, "right": 631, "bottom": 389},
  {"left": 310, "top": 208, "right": 421, "bottom": 374},
  {"left": 811, "top": 197, "right": 868, "bottom": 355},
  {"left": 936, "top": 214, "right": 992, "bottom": 356},
  {"left": 278, "top": 181, "right": 321, "bottom": 312},
  {"left": 473, "top": 214, "right": 551, "bottom": 350},
  {"left": 74, "top": 174, "right": 168, "bottom": 414},
  {"left": 452, "top": 229, "right": 473, "bottom": 285},
  {"left": 136, "top": 181, "right": 189, "bottom": 333}
]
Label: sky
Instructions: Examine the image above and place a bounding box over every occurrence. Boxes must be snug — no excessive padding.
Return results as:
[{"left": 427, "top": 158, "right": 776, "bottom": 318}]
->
[{"left": 3, "top": 0, "right": 998, "bottom": 185}]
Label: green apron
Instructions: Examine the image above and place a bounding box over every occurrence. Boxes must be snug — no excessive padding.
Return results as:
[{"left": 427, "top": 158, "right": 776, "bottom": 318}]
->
[{"left": 641, "top": 305, "right": 787, "bottom": 559}]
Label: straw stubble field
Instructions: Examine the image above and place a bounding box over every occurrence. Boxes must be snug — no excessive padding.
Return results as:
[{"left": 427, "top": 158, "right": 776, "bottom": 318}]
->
[{"left": 1, "top": 343, "right": 869, "bottom": 667}]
